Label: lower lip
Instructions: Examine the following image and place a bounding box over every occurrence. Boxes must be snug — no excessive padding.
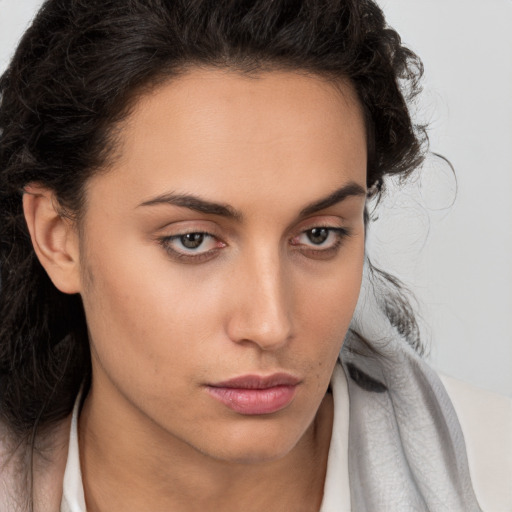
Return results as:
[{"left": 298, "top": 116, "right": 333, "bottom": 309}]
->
[{"left": 206, "top": 385, "right": 298, "bottom": 415}]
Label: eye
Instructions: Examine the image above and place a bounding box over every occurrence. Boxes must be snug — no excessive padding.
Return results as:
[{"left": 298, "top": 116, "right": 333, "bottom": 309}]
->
[
  {"left": 305, "top": 228, "right": 333, "bottom": 245},
  {"left": 177, "top": 232, "right": 209, "bottom": 250},
  {"left": 290, "top": 227, "right": 350, "bottom": 257},
  {"left": 159, "top": 231, "right": 225, "bottom": 262}
]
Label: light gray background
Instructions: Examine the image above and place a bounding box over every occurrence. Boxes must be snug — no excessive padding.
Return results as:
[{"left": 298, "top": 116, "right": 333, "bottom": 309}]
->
[{"left": 1, "top": 1, "right": 511, "bottom": 396}]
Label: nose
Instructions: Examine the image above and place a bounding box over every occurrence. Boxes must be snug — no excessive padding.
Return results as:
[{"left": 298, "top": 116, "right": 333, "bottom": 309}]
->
[{"left": 225, "top": 249, "right": 294, "bottom": 351}]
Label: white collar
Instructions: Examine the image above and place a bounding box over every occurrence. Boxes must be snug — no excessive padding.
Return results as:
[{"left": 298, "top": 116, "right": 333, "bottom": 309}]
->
[
  {"left": 319, "top": 363, "right": 351, "bottom": 512},
  {"left": 60, "top": 390, "right": 87, "bottom": 512}
]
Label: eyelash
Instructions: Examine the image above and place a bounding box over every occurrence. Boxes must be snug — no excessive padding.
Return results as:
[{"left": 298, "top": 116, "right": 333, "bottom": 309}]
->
[{"left": 158, "top": 226, "right": 351, "bottom": 263}]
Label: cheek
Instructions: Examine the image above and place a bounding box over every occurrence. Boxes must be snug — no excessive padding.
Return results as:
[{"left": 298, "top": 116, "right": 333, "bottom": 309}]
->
[
  {"left": 296, "top": 239, "right": 364, "bottom": 337},
  {"left": 79, "top": 237, "right": 225, "bottom": 389},
  {"left": 283, "top": 238, "right": 365, "bottom": 394}
]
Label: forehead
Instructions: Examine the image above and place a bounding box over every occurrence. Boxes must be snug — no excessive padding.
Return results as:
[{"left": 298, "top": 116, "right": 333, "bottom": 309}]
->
[
  {"left": 124, "top": 67, "right": 366, "bottom": 150},
  {"left": 88, "top": 68, "right": 367, "bottom": 213}
]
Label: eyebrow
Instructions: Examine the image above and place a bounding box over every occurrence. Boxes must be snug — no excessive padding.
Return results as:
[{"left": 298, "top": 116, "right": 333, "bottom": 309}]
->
[
  {"left": 139, "top": 192, "right": 243, "bottom": 221},
  {"left": 299, "top": 182, "right": 366, "bottom": 217},
  {"left": 138, "top": 181, "right": 366, "bottom": 221}
]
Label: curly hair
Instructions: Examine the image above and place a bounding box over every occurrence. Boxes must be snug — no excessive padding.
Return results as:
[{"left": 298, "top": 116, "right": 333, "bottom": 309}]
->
[{"left": 0, "top": 0, "right": 427, "bottom": 440}]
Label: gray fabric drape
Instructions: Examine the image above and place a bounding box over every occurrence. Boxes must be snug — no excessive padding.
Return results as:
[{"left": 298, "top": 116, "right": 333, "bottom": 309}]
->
[{"left": 341, "top": 275, "right": 482, "bottom": 512}]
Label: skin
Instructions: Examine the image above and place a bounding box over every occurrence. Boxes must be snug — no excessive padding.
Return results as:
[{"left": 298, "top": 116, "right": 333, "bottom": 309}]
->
[{"left": 23, "top": 68, "right": 367, "bottom": 511}]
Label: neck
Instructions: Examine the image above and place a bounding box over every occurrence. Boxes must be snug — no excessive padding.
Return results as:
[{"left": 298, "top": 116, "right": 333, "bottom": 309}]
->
[{"left": 78, "top": 375, "right": 333, "bottom": 512}]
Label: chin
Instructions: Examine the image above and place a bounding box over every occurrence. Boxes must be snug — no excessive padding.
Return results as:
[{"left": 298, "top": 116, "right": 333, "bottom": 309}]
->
[
  {"left": 211, "top": 444, "right": 296, "bottom": 465},
  {"left": 197, "top": 424, "right": 305, "bottom": 465}
]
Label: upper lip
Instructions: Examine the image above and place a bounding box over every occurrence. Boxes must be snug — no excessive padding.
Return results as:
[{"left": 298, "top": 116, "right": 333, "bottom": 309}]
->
[{"left": 209, "top": 373, "right": 301, "bottom": 389}]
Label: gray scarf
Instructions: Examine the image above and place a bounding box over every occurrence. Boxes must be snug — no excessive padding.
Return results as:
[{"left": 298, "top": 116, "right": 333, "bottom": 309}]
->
[{"left": 340, "top": 277, "right": 482, "bottom": 511}]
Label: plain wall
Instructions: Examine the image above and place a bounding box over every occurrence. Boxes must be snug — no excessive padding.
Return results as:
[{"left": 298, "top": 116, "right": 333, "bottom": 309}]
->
[
  {"left": 373, "top": 0, "right": 512, "bottom": 396},
  {"left": 1, "top": 0, "right": 511, "bottom": 396}
]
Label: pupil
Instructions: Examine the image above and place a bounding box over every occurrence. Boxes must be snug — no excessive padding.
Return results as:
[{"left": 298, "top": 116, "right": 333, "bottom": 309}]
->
[
  {"left": 181, "top": 233, "right": 204, "bottom": 249},
  {"left": 308, "top": 228, "right": 328, "bottom": 244}
]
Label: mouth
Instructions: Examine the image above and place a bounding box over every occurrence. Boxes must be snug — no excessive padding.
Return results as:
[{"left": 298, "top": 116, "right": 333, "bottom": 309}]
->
[{"left": 205, "top": 373, "right": 301, "bottom": 415}]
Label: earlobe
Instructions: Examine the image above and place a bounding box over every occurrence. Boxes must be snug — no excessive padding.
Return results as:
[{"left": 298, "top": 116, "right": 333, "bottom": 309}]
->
[{"left": 22, "top": 184, "right": 82, "bottom": 294}]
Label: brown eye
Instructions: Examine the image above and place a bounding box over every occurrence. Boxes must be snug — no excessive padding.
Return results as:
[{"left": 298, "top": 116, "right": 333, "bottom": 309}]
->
[
  {"left": 306, "top": 228, "right": 329, "bottom": 245},
  {"left": 180, "top": 233, "right": 205, "bottom": 249}
]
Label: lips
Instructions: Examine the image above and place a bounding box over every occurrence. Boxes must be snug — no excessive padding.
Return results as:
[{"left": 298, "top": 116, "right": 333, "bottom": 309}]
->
[{"left": 206, "top": 373, "right": 301, "bottom": 415}]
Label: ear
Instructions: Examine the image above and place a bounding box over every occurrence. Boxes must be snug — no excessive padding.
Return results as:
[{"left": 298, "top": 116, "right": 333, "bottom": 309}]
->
[{"left": 23, "top": 183, "right": 82, "bottom": 294}]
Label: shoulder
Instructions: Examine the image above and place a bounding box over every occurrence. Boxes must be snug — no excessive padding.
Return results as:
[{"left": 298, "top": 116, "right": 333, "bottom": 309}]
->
[{"left": 440, "top": 374, "right": 512, "bottom": 511}]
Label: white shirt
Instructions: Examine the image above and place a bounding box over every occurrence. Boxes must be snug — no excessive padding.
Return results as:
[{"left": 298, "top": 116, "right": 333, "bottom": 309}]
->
[{"left": 60, "top": 365, "right": 512, "bottom": 512}]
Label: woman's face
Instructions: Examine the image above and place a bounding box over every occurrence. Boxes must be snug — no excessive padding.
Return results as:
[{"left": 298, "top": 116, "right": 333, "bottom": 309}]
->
[{"left": 78, "top": 69, "right": 367, "bottom": 462}]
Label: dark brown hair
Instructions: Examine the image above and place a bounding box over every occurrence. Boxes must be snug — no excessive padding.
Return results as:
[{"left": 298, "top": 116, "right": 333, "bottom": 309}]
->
[{"left": 0, "top": 0, "right": 427, "bottom": 440}]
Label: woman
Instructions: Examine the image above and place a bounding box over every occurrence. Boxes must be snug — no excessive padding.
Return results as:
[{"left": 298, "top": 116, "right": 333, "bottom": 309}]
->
[{"left": 0, "top": 1, "right": 510, "bottom": 511}]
